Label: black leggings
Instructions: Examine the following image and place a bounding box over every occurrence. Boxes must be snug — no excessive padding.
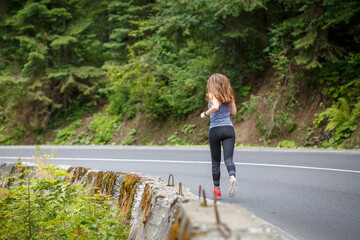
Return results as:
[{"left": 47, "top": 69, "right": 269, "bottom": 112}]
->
[{"left": 209, "top": 126, "right": 236, "bottom": 186}]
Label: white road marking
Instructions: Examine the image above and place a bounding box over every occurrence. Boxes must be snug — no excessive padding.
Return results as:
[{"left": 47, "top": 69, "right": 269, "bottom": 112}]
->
[
  {"left": 235, "top": 162, "right": 360, "bottom": 174},
  {"left": 1, "top": 145, "right": 360, "bottom": 155},
  {"left": 1, "top": 156, "right": 360, "bottom": 174}
]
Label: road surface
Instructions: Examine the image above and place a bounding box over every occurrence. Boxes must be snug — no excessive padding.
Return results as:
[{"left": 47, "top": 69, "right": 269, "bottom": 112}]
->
[{"left": 1, "top": 145, "right": 359, "bottom": 240}]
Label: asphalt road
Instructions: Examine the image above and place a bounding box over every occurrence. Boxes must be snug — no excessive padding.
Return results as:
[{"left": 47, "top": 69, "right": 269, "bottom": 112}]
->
[{"left": 1, "top": 146, "right": 360, "bottom": 240}]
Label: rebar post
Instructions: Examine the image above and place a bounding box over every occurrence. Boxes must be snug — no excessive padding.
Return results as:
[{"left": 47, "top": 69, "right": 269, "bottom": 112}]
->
[
  {"left": 178, "top": 182, "right": 183, "bottom": 195},
  {"left": 167, "top": 174, "right": 174, "bottom": 186},
  {"left": 202, "top": 189, "right": 207, "bottom": 207}
]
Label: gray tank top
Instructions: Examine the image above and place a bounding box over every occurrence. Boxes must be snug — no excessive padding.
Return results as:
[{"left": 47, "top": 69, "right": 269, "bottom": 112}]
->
[{"left": 208, "top": 102, "right": 233, "bottom": 128}]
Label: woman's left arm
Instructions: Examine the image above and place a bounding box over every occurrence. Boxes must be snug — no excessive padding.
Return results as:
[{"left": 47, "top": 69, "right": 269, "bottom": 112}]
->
[
  {"left": 201, "top": 94, "right": 220, "bottom": 119},
  {"left": 230, "top": 100, "right": 237, "bottom": 115}
]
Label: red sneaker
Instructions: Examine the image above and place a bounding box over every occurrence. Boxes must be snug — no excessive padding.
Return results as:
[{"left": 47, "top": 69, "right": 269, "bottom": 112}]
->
[{"left": 212, "top": 186, "right": 222, "bottom": 198}]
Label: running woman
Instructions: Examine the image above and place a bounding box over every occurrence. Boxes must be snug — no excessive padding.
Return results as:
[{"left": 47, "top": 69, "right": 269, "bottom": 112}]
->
[{"left": 200, "top": 73, "right": 237, "bottom": 198}]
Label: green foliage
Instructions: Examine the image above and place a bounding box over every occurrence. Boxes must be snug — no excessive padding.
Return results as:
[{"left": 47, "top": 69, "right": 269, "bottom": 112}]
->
[
  {"left": 272, "top": 0, "right": 360, "bottom": 70},
  {"left": 236, "top": 94, "right": 259, "bottom": 121},
  {"left": 275, "top": 111, "right": 298, "bottom": 133},
  {"left": 72, "top": 131, "right": 93, "bottom": 145},
  {"left": 314, "top": 98, "right": 350, "bottom": 131},
  {"left": 53, "top": 120, "right": 83, "bottom": 145},
  {"left": 0, "top": 74, "right": 29, "bottom": 144},
  {"left": 265, "top": 25, "right": 292, "bottom": 77},
  {"left": 255, "top": 92, "right": 297, "bottom": 139},
  {"left": 320, "top": 55, "right": 360, "bottom": 100},
  {"left": 48, "top": 105, "right": 93, "bottom": 129},
  {"left": 88, "top": 113, "right": 121, "bottom": 145},
  {"left": 0, "top": 0, "right": 108, "bottom": 137},
  {"left": 106, "top": 41, "right": 213, "bottom": 118},
  {"left": 239, "top": 86, "right": 252, "bottom": 99},
  {"left": 0, "top": 127, "right": 14, "bottom": 145},
  {"left": 37, "top": 135, "right": 44, "bottom": 144},
  {"left": 167, "top": 131, "right": 187, "bottom": 146},
  {"left": 310, "top": 51, "right": 360, "bottom": 148},
  {"left": 141, "top": 137, "right": 151, "bottom": 145},
  {"left": 313, "top": 98, "right": 359, "bottom": 147},
  {"left": 121, "top": 129, "right": 137, "bottom": 145},
  {"left": 105, "top": 0, "right": 153, "bottom": 62},
  {"left": 1, "top": 0, "right": 360, "bottom": 147},
  {"left": 167, "top": 124, "right": 197, "bottom": 145},
  {"left": 0, "top": 153, "right": 129, "bottom": 239},
  {"left": 257, "top": 111, "right": 297, "bottom": 138},
  {"left": 277, "top": 140, "right": 297, "bottom": 148},
  {"left": 105, "top": 0, "right": 269, "bottom": 119},
  {"left": 182, "top": 124, "right": 196, "bottom": 135}
]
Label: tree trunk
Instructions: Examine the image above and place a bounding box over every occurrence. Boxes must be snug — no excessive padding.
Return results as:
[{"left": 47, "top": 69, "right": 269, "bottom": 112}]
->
[{"left": 0, "top": 0, "right": 6, "bottom": 16}]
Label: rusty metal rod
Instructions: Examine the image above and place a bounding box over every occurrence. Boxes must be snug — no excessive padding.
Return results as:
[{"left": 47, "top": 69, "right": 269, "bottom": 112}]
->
[
  {"left": 167, "top": 174, "right": 174, "bottom": 186},
  {"left": 218, "top": 223, "right": 231, "bottom": 238},
  {"left": 202, "top": 189, "right": 207, "bottom": 207},
  {"left": 178, "top": 182, "right": 183, "bottom": 195},
  {"left": 213, "top": 190, "right": 231, "bottom": 238}
]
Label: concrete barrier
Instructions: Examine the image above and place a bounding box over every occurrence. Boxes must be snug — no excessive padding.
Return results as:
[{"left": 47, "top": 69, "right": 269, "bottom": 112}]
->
[{"left": 0, "top": 162, "right": 279, "bottom": 240}]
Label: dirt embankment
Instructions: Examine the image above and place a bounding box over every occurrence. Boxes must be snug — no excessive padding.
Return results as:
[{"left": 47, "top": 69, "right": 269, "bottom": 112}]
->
[{"left": 20, "top": 68, "right": 359, "bottom": 148}]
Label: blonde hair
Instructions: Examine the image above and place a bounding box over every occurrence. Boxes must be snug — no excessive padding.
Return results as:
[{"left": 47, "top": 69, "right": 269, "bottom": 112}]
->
[{"left": 206, "top": 73, "right": 234, "bottom": 105}]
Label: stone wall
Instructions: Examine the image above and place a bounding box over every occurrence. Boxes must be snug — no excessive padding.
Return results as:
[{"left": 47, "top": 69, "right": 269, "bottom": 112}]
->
[{"left": 0, "top": 162, "right": 279, "bottom": 240}]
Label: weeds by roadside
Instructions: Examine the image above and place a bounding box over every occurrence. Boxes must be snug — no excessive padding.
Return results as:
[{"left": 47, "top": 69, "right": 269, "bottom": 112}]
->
[{"left": 0, "top": 146, "right": 130, "bottom": 239}]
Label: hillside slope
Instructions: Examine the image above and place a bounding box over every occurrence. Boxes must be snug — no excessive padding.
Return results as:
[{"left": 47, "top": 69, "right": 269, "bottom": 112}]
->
[
  {"left": 19, "top": 69, "right": 360, "bottom": 149},
  {"left": 2, "top": 1, "right": 360, "bottom": 149}
]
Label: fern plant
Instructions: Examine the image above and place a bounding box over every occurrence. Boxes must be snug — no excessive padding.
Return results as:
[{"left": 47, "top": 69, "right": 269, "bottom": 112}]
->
[
  {"left": 316, "top": 98, "right": 350, "bottom": 131},
  {"left": 313, "top": 98, "right": 359, "bottom": 146}
]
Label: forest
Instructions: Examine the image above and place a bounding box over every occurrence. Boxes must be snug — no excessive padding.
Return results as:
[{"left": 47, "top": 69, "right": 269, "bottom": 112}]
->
[{"left": 0, "top": 0, "right": 359, "bottom": 148}]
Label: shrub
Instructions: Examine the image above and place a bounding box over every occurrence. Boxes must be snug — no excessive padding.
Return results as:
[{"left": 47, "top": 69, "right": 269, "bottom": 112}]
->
[
  {"left": 236, "top": 94, "right": 259, "bottom": 121},
  {"left": 181, "top": 124, "right": 196, "bottom": 135},
  {"left": 277, "top": 140, "right": 297, "bottom": 148},
  {"left": 0, "top": 148, "right": 129, "bottom": 239},
  {"left": 167, "top": 131, "right": 187, "bottom": 146},
  {"left": 53, "top": 119, "right": 83, "bottom": 145},
  {"left": 88, "top": 113, "right": 121, "bottom": 144},
  {"left": 121, "top": 129, "right": 137, "bottom": 145},
  {"left": 313, "top": 98, "right": 359, "bottom": 147},
  {"left": 314, "top": 98, "right": 351, "bottom": 131}
]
